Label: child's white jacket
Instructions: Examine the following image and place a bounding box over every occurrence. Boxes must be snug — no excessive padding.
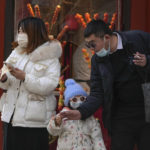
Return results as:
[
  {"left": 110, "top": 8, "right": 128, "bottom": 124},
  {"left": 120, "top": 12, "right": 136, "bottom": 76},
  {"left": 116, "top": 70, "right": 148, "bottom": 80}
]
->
[
  {"left": 0, "top": 40, "right": 62, "bottom": 128},
  {"left": 47, "top": 115, "right": 106, "bottom": 150}
]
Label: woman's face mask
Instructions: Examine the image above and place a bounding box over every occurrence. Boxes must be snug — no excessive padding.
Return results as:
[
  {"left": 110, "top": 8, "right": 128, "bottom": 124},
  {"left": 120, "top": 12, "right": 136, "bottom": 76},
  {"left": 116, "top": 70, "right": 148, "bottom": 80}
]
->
[
  {"left": 17, "top": 33, "right": 28, "bottom": 48},
  {"left": 69, "top": 96, "right": 86, "bottom": 109}
]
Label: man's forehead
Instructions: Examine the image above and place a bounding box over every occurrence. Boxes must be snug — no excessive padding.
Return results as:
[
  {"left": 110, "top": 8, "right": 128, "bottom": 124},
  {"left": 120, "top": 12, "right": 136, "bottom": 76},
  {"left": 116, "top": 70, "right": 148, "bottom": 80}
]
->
[{"left": 85, "top": 34, "right": 97, "bottom": 42}]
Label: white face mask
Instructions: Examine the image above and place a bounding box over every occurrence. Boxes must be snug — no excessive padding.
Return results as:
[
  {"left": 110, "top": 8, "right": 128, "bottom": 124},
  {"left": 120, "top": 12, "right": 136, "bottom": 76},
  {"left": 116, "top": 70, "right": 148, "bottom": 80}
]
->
[
  {"left": 17, "top": 33, "right": 28, "bottom": 48},
  {"left": 69, "top": 96, "right": 86, "bottom": 109},
  {"left": 70, "top": 101, "right": 83, "bottom": 109},
  {"left": 96, "top": 39, "right": 110, "bottom": 57}
]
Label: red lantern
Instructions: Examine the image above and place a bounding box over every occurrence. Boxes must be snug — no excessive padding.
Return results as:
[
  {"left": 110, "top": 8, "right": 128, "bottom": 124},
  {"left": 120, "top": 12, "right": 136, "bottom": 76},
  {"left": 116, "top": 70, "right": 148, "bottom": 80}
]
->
[{"left": 65, "top": 14, "right": 79, "bottom": 31}]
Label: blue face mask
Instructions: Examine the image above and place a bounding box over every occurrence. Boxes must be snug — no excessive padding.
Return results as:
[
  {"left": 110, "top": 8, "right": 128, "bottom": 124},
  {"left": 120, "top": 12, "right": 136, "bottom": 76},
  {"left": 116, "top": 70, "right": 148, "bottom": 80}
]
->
[{"left": 96, "top": 39, "right": 110, "bottom": 57}]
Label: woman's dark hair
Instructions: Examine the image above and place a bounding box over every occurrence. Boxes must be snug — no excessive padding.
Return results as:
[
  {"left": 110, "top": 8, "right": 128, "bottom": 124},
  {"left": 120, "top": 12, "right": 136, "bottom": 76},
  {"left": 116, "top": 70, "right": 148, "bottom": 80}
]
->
[
  {"left": 18, "top": 17, "right": 49, "bottom": 54},
  {"left": 84, "top": 19, "right": 112, "bottom": 38}
]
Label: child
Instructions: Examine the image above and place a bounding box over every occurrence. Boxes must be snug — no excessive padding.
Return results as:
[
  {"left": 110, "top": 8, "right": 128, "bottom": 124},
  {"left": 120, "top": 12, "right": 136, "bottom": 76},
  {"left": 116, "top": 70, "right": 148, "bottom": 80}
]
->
[{"left": 47, "top": 79, "right": 106, "bottom": 150}]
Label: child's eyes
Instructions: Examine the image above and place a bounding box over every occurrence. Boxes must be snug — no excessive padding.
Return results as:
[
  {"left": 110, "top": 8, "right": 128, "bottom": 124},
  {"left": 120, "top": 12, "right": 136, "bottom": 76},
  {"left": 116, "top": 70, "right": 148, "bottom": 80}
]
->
[
  {"left": 80, "top": 96, "right": 86, "bottom": 101},
  {"left": 70, "top": 96, "right": 86, "bottom": 102},
  {"left": 72, "top": 98, "right": 77, "bottom": 102}
]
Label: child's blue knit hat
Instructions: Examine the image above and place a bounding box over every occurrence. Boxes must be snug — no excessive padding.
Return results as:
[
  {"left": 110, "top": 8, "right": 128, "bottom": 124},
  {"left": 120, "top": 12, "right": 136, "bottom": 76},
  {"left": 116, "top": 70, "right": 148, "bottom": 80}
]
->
[{"left": 64, "top": 79, "right": 87, "bottom": 106}]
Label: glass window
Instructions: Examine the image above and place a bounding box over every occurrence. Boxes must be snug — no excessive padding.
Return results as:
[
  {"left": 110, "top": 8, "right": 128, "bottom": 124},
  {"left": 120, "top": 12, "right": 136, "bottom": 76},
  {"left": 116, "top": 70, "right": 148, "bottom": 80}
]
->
[{"left": 14, "top": 0, "right": 117, "bottom": 81}]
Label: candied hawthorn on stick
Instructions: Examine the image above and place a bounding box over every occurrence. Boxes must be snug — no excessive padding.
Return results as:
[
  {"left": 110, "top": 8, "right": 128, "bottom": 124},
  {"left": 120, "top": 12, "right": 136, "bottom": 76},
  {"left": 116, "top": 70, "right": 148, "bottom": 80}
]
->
[
  {"left": 34, "top": 4, "right": 41, "bottom": 18},
  {"left": 27, "top": 3, "right": 35, "bottom": 17}
]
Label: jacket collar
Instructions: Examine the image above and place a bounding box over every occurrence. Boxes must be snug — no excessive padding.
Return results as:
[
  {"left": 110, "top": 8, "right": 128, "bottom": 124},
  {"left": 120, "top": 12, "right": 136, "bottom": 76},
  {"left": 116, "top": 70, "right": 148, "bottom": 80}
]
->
[
  {"left": 15, "top": 40, "right": 62, "bottom": 62},
  {"left": 114, "top": 31, "right": 134, "bottom": 51}
]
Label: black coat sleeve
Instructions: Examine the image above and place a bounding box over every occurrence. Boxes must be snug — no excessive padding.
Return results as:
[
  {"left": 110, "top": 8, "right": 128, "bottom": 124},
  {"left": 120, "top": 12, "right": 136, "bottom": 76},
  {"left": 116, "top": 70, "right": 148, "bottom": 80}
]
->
[
  {"left": 134, "top": 30, "right": 150, "bottom": 73},
  {"left": 141, "top": 31, "right": 150, "bottom": 73},
  {"left": 78, "top": 55, "right": 104, "bottom": 120}
]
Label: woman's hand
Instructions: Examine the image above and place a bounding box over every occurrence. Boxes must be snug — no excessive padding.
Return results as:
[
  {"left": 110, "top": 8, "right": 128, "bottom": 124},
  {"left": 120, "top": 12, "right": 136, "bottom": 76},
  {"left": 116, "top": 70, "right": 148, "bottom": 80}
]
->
[
  {"left": 0, "top": 70, "right": 7, "bottom": 82},
  {"left": 133, "top": 52, "right": 147, "bottom": 67},
  {"left": 10, "top": 68, "right": 25, "bottom": 81}
]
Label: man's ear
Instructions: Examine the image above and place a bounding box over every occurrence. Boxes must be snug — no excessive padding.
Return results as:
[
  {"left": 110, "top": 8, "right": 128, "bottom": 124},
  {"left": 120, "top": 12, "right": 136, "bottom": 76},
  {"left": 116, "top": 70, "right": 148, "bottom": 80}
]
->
[{"left": 104, "top": 34, "right": 111, "bottom": 40}]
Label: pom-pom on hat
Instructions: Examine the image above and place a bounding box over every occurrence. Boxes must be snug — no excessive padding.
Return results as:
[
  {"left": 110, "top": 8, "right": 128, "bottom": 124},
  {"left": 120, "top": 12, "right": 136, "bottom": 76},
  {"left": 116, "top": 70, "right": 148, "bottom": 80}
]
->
[{"left": 64, "top": 79, "right": 87, "bottom": 106}]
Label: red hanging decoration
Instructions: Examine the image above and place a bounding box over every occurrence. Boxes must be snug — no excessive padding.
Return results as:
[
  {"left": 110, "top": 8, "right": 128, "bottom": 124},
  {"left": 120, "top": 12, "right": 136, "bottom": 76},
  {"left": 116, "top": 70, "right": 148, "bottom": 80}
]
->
[{"left": 65, "top": 15, "right": 79, "bottom": 31}]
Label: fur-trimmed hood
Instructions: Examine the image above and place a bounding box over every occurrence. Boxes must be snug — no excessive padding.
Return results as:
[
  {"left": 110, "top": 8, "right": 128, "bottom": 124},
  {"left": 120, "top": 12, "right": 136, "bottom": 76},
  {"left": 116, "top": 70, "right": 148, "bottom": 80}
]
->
[{"left": 16, "top": 40, "right": 62, "bottom": 62}]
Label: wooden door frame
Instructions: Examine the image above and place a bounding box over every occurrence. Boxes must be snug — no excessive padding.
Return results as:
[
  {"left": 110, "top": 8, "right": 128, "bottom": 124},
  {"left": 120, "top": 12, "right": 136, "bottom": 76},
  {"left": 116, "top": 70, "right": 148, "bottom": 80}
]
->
[{"left": 0, "top": 0, "right": 6, "bottom": 149}]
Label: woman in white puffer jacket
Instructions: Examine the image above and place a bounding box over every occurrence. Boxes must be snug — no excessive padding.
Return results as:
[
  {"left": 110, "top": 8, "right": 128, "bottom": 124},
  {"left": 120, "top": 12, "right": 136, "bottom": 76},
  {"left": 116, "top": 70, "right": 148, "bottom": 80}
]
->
[{"left": 0, "top": 17, "right": 62, "bottom": 150}]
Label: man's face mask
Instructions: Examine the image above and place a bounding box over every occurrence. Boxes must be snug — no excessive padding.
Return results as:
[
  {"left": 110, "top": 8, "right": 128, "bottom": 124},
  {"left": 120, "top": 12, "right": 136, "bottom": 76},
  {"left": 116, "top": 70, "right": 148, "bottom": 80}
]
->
[
  {"left": 17, "top": 33, "right": 28, "bottom": 48},
  {"left": 96, "top": 38, "right": 110, "bottom": 57},
  {"left": 69, "top": 96, "right": 86, "bottom": 109},
  {"left": 85, "top": 36, "right": 110, "bottom": 57}
]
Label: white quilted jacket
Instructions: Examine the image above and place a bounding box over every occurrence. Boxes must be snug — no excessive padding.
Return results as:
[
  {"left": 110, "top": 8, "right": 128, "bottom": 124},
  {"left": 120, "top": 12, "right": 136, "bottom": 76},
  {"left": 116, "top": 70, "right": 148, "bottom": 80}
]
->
[{"left": 0, "top": 40, "right": 62, "bottom": 127}]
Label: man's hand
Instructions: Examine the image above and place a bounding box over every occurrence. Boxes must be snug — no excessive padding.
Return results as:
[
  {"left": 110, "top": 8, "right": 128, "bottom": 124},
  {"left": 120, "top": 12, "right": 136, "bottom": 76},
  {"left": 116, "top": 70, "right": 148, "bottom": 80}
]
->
[
  {"left": 10, "top": 68, "right": 25, "bottom": 81},
  {"left": 60, "top": 110, "right": 81, "bottom": 120},
  {"left": 133, "top": 52, "right": 147, "bottom": 67}
]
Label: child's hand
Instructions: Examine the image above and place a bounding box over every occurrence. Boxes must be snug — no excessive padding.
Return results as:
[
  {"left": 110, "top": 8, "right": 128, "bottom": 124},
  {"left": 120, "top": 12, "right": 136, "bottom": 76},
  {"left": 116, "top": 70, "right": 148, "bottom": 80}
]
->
[{"left": 54, "top": 114, "right": 62, "bottom": 126}]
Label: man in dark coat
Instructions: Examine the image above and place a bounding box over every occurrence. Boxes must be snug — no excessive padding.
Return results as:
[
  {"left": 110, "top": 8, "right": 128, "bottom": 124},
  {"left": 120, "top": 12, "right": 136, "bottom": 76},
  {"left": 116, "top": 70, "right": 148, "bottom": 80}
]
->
[{"left": 60, "top": 19, "right": 150, "bottom": 150}]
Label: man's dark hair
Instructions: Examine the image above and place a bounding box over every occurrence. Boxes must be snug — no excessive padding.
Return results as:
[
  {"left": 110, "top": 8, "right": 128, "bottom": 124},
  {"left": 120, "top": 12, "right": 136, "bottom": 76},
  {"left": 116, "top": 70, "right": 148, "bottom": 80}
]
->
[{"left": 84, "top": 19, "right": 112, "bottom": 38}]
